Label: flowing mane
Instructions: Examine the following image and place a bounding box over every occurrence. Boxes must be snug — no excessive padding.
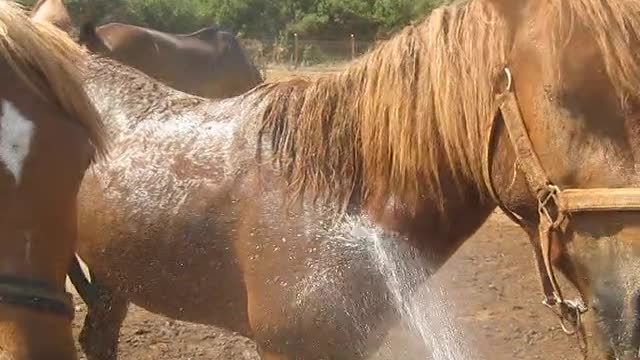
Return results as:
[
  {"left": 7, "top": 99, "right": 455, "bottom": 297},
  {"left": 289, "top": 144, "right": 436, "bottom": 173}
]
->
[
  {"left": 257, "top": 0, "right": 640, "bottom": 212},
  {"left": 553, "top": 0, "right": 640, "bottom": 103},
  {"left": 0, "top": 2, "right": 107, "bottom": 158},
  {"left": 258, "top": 1, "right": 509, "bottom": 211}
]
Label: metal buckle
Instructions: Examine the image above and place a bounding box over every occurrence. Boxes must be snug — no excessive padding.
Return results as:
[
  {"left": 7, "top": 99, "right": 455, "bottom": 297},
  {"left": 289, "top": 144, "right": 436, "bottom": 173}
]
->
[
  {"left": 558, "top": 298, "right": 587, "bottom": 335},
  {"left": 542, "top": 296, "right": 586, "bottom": 335},
  {"left": 538, "top": 184, "right": 562, "bottom": 225}
]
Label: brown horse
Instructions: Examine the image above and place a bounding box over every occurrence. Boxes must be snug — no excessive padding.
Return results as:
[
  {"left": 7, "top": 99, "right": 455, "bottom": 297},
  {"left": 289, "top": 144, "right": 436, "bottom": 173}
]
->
[
  {"left": 30, "top": 0, "right": 74, "bottom": 34},
  {"left": 78, "top": 21, "right": 264, "bottom": 99},
  {"left": 0, "top": 3, "right": 107, "bottom": 359},
  {"left": 72, "top": 0, "right": 640, "bottom": 359}
]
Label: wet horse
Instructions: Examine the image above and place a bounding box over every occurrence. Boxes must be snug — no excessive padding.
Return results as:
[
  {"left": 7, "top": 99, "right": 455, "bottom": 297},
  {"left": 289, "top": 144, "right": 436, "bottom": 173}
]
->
[
  {"left": 72, "top": 0, "right": 640, "bottom": 359},
  {"left": 0, "top": 3, "right": 106, "bottom": 359}
]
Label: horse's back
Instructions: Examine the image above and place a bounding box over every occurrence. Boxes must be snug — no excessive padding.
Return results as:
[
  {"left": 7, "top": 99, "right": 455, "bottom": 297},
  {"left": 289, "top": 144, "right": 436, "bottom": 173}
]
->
[
  {"left": 98, "top": 23, "right": 218, "bottom": 54},
  {"left": 180, "top": 26, "right": 221, "bottom": 43},
  {"left": 95, "top": 23, "right": 152, "bottom": 51}
]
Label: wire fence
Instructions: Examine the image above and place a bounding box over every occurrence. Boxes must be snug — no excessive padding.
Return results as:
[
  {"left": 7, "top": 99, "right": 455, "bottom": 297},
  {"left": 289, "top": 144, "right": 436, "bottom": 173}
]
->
[{"left": 240, "top": 34, "right": 383, "bottom": 74}]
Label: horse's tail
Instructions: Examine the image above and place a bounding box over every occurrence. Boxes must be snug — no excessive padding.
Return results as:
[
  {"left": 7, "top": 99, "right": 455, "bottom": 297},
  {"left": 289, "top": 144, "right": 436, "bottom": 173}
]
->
[{"left": 68, "top": 254, "right": 99, "bottom": 307}]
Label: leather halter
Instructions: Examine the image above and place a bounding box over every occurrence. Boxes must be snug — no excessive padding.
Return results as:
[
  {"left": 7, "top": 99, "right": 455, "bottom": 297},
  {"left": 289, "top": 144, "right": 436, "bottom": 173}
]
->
[
  {"left": 484, "top": 68, "right": 640, "bottom": 339},
  {"left": 0, "top": 274, "right": 74, "bottom": 320}
]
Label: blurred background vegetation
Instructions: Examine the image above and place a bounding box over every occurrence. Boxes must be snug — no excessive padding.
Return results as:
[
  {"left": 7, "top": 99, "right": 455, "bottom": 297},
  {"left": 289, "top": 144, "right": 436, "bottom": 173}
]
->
[{"left": 18, "top": 0, "right": 448, "bottom": 40}]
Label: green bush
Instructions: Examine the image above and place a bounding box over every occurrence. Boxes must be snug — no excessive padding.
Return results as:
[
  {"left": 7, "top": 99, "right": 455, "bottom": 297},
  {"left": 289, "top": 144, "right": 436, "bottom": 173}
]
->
[{"left": 20, "top": 0, "right": 449, "bottom": 40}]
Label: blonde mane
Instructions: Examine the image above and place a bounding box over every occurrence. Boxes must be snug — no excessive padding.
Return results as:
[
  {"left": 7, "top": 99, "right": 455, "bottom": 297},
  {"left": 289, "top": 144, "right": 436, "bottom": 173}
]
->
[
  {"left": 258, "top": 1, "right": 509, "bottom": 211},
  {"left": 551, "top": 0, "right": 640, "bottom": 104},
  {"left": 0, "top": 2, "right": 106, "bottom": 158},
  {"left": 257, "top": 0, "right": 640, "bottom": 212}
]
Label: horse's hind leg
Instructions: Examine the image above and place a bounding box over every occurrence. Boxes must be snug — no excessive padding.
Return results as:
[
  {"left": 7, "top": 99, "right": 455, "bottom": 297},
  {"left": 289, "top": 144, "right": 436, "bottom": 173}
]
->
[{"left": 78, "top": 282, "right": 129, "bottom": 360}]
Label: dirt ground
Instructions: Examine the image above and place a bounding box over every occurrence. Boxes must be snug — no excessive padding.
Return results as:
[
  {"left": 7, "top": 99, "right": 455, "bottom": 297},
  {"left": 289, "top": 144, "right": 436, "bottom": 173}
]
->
[{"left": 68, "top": 67, "right": 585, "bottom": 360}]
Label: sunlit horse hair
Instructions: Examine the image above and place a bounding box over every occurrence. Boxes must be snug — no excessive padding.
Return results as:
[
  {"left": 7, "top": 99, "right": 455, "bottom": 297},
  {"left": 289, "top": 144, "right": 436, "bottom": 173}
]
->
[{"left": 258, "top": 0, "right": 640, "bottom": 213}]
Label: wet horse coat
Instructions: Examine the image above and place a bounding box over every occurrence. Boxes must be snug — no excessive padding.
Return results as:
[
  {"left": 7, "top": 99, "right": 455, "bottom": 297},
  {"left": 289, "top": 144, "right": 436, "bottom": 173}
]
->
[{"left": 73, "top": 0, "right": 640, "bottom": 359}]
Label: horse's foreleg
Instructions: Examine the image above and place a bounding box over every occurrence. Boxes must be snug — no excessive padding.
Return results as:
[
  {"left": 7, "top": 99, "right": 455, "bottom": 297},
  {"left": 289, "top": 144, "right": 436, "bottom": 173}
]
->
[{"left": 78, "top": 279, "right": 128, "bottom": 360}]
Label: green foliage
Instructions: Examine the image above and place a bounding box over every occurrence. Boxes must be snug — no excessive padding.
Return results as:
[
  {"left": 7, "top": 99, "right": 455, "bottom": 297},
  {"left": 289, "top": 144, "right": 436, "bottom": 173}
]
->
[
  {"left": 123, "top": 0, "right": 213, "bottom": 32},
  {"left": 20, "top": 0, "right": 449, "bottom": 40}
]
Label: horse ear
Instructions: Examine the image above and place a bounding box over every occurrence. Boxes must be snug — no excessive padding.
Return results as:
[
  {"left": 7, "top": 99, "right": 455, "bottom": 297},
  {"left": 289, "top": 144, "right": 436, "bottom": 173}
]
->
[{"left": 30, "top": 0, "right": 43, "bottom": 16}]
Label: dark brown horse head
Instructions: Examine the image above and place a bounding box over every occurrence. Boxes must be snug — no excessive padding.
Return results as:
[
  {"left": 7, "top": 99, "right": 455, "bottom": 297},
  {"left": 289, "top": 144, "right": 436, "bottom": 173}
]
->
[
  {"left": 0, "top": 3, "right": 106, "bottom": 358},
  {"left": 30, "top": 0, "right": 74, "bottom": 34},
  {"left": 78, "top": 21, "right": 263, "bottom": 99},
  {"left": 487, "top": 0, "right": 640, "bottom": 357}
]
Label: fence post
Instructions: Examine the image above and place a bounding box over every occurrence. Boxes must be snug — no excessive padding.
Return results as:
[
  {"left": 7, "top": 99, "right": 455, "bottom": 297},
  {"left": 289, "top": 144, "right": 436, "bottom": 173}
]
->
[
  {"left": 272, "top": 40, "right": 277, "bottom": 65},
  {"left": 350, "top": 33, "right": 355, "bottom": 60},
  {"left": 293, "top": 33, "right": 299, "bottom": 69}
]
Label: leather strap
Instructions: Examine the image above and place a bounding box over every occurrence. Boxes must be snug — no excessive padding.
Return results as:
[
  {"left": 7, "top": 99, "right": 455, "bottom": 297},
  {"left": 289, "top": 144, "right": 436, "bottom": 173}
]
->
[
  {"left": 484, "top": 66, "right": 640, "bottom": 339},
  {"left": 496, "top": 91, "right": 550, "bottom": 195},
  {"left": 487, "top": 72, "right": 587, "bottom": 337},
  {"left": 558, "top": 188, "right": 640, "bottom": 212},
  {"left": 496, "top": 91, "right": 570, "bottom": 311},
  {"left": 0, "top": 275, "right": 74, "bottom": 320}
]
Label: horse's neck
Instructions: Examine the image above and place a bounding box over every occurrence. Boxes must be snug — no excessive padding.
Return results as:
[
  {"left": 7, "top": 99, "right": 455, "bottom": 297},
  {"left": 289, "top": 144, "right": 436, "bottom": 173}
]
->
[{"left": 369, "top": 185, "right": 495, "bottom": 271}]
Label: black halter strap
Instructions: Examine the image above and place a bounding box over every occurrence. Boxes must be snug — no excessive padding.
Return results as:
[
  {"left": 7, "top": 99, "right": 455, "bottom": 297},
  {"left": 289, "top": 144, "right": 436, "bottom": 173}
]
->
[{"left": 0, "top": 274, "right": 74, "bottom": 320}]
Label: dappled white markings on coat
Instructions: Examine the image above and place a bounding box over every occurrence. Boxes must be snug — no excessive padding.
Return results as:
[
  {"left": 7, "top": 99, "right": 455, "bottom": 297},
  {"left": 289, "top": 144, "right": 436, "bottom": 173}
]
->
[
  {"left": 0, "top": 101, "right": 35, "bottom": 184},
  {"left": 88, "top": 91, "right": 266, "bottom": 217}
]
